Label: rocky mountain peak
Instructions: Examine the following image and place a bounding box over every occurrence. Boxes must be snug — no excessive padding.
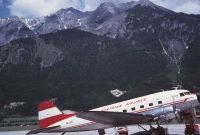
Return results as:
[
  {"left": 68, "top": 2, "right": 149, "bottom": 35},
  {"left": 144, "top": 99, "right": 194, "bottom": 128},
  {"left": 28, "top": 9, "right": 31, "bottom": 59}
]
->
[
  {"left": 135, "top": 0, "right": 172, "bottom": 13},
  {"left": 89, "top": 2, "right": 119, "bottom": 24},
  {"left": 117, "top": 1, "right": 137, "bottom": 11},
  {"left": 56, "top": 7, "right": 83, "bottom": 15},
  {"left": 0, "top": 16, "right": 20, "bottom": 26},
  {"left": 117, "top": 0, "right": 155, "bottom": 12},
  {"left": 137, "top": 0, "right": 155, "bottom": 7},
  {"left": 97, "top": 2, "right": 118, "bottom": 14},
  {"left": 0, "top": 0, "right": 198, "bottom": 46}
]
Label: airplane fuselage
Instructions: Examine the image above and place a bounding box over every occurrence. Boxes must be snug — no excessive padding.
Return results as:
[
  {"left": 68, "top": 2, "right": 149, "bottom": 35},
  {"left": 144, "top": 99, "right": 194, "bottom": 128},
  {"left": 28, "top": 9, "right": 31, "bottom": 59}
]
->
[{"left": 46, "top": 89, "right": 199, "bottom": 132}]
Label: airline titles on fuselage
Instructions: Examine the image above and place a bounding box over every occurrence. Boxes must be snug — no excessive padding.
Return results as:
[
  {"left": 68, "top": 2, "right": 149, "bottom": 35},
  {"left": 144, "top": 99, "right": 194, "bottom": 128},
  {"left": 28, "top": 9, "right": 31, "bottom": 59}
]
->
[{"left": 101, "top": 98, "right": 146, "bottom": 111}]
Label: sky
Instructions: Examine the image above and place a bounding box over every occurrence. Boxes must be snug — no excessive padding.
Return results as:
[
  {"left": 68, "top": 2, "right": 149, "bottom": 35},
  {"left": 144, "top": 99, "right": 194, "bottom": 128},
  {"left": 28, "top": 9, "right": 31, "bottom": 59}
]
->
[{"left": 0, "top": 0, "right": 200, "bottom": 18}]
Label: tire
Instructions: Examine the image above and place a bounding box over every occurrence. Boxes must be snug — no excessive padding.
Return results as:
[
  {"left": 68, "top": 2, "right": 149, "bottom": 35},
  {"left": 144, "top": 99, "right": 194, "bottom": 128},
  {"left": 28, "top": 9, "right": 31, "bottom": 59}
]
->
[
  {"left": 156, "top": 126, "right": 165, "bottom": 135},
  {"left": 148, "top": 128, "right": 158, "bottom": 135}
]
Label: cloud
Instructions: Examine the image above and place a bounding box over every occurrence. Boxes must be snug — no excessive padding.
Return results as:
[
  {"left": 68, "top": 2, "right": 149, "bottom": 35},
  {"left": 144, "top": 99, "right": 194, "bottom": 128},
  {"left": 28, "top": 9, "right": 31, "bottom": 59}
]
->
[
  {"left": 83, "top": 0, "right": 132, "bottom": 11},
  {"left": 8, "top": 0, "right": 82, "bottom": 18},
  {"left": 150, "top": 0, "right": 200, "bottom": 14},
  {"left": 174, "top": 1, "right": 200, "bottom": 14},
  {"left": 7, "top": 0, "right": 200, "bottom": 18},
  {"left": 8, "top": 0, "right": 133, "bottom": 17}
]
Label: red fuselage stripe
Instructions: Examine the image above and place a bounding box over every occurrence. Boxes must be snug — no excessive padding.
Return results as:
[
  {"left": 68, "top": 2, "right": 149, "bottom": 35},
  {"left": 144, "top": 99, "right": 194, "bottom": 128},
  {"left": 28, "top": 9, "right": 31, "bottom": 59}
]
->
[{"left": 39, "top": 114, "right": 76, "bottom": 128}]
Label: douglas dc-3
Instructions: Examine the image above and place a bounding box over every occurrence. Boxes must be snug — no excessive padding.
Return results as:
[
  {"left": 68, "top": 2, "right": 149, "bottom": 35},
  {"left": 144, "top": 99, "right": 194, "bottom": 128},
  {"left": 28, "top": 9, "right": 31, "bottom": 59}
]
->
[{"left": 27, "top": 89, "right": 200, "bottom": 135}]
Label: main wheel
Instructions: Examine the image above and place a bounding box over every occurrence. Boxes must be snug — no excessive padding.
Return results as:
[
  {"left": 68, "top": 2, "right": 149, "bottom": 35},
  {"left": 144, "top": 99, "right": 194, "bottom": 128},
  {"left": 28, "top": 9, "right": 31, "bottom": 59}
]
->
[
  {"left": 148, "top": 128, "right": 158, "bottom": 135},
  {"left": 98, "top": 129, "right": 105, "bottom": 135},
  {"left": 156, "top": 126, "right": 165, "bottom": 135}
]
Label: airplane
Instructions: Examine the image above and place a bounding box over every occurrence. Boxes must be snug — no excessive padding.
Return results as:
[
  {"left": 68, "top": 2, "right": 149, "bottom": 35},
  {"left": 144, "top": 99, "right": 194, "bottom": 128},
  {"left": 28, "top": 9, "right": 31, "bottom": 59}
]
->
[{"left": 27, "top": 89, "right": 200, "bottom": 135}]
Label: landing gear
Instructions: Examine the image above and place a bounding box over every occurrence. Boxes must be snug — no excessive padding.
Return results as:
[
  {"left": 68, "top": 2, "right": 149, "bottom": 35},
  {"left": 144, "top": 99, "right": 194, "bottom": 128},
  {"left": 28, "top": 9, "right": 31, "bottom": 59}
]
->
[
  {"left": 156, "top": 126, "right": 166, "bottom": 135},
  {"left": 148, "top": 127, "right": 166, "bottom": 135},
  {"left": 148, "top": 126, "right": 158, "bottom": 135},
  {"left": 98, "top": 129, "right": 105, "bottom": 135},
  {"left": 148, "top": 122, "right": 167, "bottom": 135}
]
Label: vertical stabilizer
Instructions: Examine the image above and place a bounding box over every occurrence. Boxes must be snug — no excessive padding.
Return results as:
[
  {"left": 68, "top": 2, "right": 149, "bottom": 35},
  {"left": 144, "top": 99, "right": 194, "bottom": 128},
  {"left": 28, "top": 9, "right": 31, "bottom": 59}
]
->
[{"left": 38, "top": 100, "right": 75, "bottom": 128}]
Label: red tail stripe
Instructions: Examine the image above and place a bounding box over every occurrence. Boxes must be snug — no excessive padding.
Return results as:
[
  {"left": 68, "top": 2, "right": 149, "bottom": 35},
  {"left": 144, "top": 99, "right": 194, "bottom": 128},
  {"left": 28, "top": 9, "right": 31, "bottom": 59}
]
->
[
  {"left": 39, "top": 114, "right": 76, "bottom": 128},
  {"left": 38, "top": 101, "right": 55, "bottom": 111}
]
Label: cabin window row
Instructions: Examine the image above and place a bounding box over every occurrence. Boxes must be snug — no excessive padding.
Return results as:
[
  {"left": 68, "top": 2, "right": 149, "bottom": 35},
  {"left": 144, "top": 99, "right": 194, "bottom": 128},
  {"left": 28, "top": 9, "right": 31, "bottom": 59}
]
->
[{"left": 123, "top": 100, "right": 163, "bottom": 112}]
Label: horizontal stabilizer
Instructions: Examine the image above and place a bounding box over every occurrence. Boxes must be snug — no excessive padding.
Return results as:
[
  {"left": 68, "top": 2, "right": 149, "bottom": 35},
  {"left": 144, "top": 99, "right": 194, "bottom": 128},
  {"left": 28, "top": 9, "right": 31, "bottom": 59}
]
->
[
  {"left": 77, "top": 111, "right": 154, "bottom": 127},
  {"left": 26, "top": 126, "right": 60, "bottom": 135}
]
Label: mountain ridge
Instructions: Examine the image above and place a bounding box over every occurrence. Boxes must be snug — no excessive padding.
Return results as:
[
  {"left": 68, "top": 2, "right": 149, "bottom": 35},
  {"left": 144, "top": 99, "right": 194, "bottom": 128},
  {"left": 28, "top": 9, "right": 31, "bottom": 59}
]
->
[
  {"left": 0, "top": 0, "right": 196, "bottom": 46},
  {"left": 0, "top": 0, "right": 200, "bottom": 116}
]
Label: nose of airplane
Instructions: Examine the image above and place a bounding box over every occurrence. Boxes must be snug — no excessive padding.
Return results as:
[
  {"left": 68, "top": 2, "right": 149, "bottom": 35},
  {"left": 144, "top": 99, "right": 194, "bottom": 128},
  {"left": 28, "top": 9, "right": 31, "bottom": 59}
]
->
[{"left": 197, "top": 94, "right": 200, "bottom": 103}]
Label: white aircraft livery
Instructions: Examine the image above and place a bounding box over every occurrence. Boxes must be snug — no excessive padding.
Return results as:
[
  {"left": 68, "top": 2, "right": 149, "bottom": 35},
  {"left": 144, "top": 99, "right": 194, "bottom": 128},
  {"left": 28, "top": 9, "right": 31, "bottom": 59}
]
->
[{"left": 27, "top": 89, "right": 200, "bottom": 135}]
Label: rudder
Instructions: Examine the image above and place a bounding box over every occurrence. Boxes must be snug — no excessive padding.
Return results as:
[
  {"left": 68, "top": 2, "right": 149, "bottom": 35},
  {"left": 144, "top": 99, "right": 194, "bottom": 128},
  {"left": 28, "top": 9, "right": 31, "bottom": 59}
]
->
[
  {"left": 38, "top": 100, "right": 75, "bottom": 128},
  {"left": 38, "top": 100, "right": 66, "bottom": 128}
]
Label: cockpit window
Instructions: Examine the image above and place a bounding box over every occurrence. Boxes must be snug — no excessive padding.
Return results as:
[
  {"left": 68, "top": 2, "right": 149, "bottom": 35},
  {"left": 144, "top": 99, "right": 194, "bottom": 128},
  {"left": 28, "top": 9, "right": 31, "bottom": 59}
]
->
[
  {"left": 180, "top": 93, "right": 184, "bottom": 97},
  {"left": 184, "top": 92, "right": 190, "bottom": 95},
  {"left": 180, "top": 92, "right": 190, "bottom": 97}
]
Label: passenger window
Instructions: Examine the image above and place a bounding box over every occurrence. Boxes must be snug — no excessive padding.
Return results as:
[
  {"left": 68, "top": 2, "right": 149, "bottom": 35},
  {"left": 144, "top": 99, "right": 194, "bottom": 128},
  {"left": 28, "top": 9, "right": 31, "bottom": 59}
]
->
[
  {"left": 149, "top": 103, "right": 153, "bottom": 106},
  {"left": 180, "top": 93, "right": 184, "bottom": 97},
  {"left": 140, "top": 105, "right": 144, "bottom": 108},
  {"left": 123, "top": 110, "right": 127, "bottom": 113},
  {"left": 158, "top": 101, "right": 162, "bottom": 104},
  {"left": 131, "top": 107, "right": 135, "bottom": 111}
]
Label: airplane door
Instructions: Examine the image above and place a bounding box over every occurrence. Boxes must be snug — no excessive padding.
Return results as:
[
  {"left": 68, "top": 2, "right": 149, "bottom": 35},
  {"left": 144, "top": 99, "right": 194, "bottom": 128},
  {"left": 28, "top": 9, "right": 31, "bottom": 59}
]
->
[{"left": 172, "top": 94, "right": 179, "bottom": 111}]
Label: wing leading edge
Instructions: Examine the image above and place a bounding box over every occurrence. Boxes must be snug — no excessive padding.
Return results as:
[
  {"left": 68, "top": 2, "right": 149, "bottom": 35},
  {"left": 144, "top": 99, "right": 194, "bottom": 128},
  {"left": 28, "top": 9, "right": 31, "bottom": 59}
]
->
[{"left": 77, "top": 111, "right": 154, "bottom": 127}]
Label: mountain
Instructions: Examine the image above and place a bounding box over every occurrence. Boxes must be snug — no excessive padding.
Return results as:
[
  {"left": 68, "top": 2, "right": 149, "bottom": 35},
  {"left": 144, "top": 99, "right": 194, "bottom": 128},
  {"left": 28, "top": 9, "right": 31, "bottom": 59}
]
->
[
  {"left": 0, "top": 0, "right": 199, "bottom": 47},
  {"left": 0, "top": 0, "right": 200, "bottom": 116},
  {"left": 88, "top": 2, "right": 119, "bottom": 24},
  {"left": 124, "top": 3, "right": 200, "bottom": 81},
  {"left": 0, "top": 17, "right": 35, "bottom": 45},
  {"left": 0, "top": 0, "right": 168, "bottom": 46},
  {"left": 33, "top": 8, "right": 87, "bottom": 34},
  {"left": 0, "top": 29, "right": 170, "bottom": 116}
]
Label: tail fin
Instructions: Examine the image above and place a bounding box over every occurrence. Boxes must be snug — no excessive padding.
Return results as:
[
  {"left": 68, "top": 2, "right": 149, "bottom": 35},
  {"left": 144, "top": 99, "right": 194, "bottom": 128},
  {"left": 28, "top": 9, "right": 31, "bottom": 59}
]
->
[{"left": 38, "top": 100, "right": 75, "bottom": 128}]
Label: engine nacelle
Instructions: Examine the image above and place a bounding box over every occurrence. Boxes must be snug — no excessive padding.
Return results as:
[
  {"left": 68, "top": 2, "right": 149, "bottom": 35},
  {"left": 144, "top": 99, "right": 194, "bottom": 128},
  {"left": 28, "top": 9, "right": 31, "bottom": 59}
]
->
[
  {"left": 160, "top": 106, "right": 176, "bottom": 121},
  {"left": 145, "top": 105, "right": 180, "bottom": 121}
]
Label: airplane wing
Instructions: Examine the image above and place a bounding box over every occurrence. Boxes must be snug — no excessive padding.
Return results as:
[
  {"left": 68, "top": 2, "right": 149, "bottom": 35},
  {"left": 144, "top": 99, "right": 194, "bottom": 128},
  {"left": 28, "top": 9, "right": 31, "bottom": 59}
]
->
[
  {"left": 77, "top": 111, "right": 154, "bottom": 127},
  {"left": 26, "top": 126, "right": 60, "bottom": 135}
]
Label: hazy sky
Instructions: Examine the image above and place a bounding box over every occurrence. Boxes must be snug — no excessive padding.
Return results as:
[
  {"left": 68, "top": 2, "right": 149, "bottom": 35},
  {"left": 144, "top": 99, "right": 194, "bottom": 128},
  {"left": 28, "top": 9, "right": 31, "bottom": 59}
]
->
[{"left": 0, "top": 0, "right": 200, "bottom": 18}]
